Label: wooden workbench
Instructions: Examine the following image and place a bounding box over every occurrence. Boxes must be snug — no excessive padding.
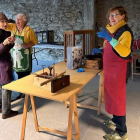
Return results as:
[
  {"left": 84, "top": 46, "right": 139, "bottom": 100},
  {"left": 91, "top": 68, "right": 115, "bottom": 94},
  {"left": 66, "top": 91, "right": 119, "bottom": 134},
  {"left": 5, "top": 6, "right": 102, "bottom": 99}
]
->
[{"left": 3, "top": 61, "right": 104, "bottom": 140}]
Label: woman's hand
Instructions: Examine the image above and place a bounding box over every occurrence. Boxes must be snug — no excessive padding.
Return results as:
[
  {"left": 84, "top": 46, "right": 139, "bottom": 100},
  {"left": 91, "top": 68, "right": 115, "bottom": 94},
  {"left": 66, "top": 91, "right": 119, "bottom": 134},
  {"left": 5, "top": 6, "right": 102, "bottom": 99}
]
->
[
  {"left": 3, "top": 36, "right": 15, "bottom": 46},
  {"left": 97, "top": 27, "right": 112, "bottom": 42},
  {"left": 3, "top": 37, "right": 11, "bottom": 46},
  {"left": 21, "top": 44, "right": 29, "bottom": 49},
  {"left": 9, "top": 36, "right": 15, "bottom": 44},
  {"left": 21, "top": 42, "right": 35, "bottom": 49}
]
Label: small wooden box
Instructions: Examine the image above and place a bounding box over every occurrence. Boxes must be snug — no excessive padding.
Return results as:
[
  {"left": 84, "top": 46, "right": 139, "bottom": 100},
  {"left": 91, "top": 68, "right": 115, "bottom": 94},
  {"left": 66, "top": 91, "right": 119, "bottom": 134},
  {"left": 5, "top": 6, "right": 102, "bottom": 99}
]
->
[
  {"left": 85, "top": 55, "right": 103, "bottom": 70},
  {"left": 33, "top": 74, "right": 70, "bottom": 93}
]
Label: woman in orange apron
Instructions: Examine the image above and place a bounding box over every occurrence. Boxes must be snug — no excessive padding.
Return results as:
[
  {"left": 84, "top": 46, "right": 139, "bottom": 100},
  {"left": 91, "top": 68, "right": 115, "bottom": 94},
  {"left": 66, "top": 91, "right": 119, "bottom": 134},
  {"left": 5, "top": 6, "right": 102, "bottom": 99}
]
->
[{"left": 97, "top": 6, "right": 133, "bottom": 140}]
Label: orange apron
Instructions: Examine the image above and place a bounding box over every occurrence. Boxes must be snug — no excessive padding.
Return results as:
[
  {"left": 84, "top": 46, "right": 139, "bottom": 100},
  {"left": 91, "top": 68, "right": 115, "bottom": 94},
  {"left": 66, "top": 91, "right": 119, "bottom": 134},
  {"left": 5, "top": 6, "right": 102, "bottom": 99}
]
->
[{"left": 103, "top": 39, "right": 128, "bottom": 116}]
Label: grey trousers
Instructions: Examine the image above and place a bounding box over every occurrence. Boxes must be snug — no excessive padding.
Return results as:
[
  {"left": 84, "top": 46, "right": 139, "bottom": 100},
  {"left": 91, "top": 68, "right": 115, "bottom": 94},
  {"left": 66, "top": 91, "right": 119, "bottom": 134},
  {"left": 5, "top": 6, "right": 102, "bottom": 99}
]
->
[{"left": 0, "top": 84, "right": 11, "bottom": 114}]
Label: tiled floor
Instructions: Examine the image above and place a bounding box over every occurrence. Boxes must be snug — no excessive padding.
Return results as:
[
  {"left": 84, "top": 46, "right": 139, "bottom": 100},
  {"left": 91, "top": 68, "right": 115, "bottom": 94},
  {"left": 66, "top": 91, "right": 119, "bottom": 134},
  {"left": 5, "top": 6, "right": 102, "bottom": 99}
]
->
[{"left": 0, "top": 60, "right": 140, "bottom": 140}]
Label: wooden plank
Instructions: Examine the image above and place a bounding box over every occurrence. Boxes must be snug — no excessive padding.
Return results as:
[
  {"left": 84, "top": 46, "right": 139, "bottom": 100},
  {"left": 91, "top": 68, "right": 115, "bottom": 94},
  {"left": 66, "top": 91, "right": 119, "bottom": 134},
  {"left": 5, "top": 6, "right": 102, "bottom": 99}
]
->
[
  {"left": 91, "top": 31, "right": 94, "bottom": 50},
  {"left": 72, "top": 32, "right": 75, "bottom": 46},
  {"left": 21, "top": 95, "right": 29, "bottom": 140},
  {"left": 73, "top": 94, "right": 80, "bottom": 140},
  {"left": 97, "top": 70, "right": 104, "bottom": 115},
  {"left": 64, "top": 89, "right": 82, "bottom": 108},
  {"left": 66, "top": 101, "right": 98, "bottom": 110},
  {"left": 30, "top": 95, "right": 39, "bottom": 132},
  {"left": 133, "top": 73, "right": 140, "bottom": 75},
  {"left": 132, "top": 59, "right": 134, "bottom": 80},
  {"left": 83, "top": 34, "right": 85, "bottom": 56},
  {"left": 64, "top": 34, "right": 67, "bottom": 61},
  {"left": 39, "top": 71, "right": 66, "bottom": 86},
  {"left": 38, "top": 126, "right": 76, "bottom": 138},
  {"left": 67, "top": 95, "right": 74, "bottom": 140},
  {"left": 31, "top": 73, "right": 52, "bottom": 79}
]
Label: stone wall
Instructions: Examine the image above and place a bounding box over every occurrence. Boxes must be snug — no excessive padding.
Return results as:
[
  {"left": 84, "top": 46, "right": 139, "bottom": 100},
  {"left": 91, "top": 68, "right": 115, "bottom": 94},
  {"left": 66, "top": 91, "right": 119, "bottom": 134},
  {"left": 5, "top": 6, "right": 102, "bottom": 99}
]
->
[
  {"left": 33, "top": 47, "right": 64, "bottom": 62},
  {"left": 1, "top": 0, "right": 140, "bottom": 60},
  {"left": 1, "top": 0, "right": 84, "bottom": 44},
  {"left": 96, "top": 0, "right": 140, "bottom": 47}
]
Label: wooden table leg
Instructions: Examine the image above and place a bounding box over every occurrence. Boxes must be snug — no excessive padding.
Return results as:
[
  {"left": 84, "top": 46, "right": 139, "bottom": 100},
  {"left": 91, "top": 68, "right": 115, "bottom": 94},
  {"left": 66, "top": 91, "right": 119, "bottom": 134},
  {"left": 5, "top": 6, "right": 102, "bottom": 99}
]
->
[
  {"left": 21, "top": 95, "right": 29, "bottom": 140},
  {"left": 72, "top": 33, "right": 75, "bottom": 46},
  {"left": 73, "top": 94, "right": 80, "bottom": 140},
  {"left": 65, "top": 101, "right": 68, "bottom": 108},
  {"left": 65, "top": 90, "right": 82, "bottom": 109},
  {"left": 83, "top": 34, "right": 85, "bottom": 56},
  {"left": 134, "top": 59, "right": 136, "bottom": 73},
  {"left": 30, "top": 95, "right": 39, "bottom": 132},
  {"left": 132, "top": 58, "right": 133, "bottom": 80},
  {"left": 101, "top": 71, "right": 104, "bottom": 103},
  {"left": 67, "top": 95, "right": 74, "bottom": 140},
  {"left": 97, "top": 70, "right": 104, "bottom": 115},
  {"left": 64, "top": 34, "right": 67, "bottom": 62}
]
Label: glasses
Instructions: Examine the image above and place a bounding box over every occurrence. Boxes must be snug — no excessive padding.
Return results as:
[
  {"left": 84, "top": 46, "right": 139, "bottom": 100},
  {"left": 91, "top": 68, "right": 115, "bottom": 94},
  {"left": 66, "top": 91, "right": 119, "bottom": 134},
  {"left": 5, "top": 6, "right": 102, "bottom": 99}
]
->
[{"left": 109, "top": 14, "right": 121, "bottom": 18}]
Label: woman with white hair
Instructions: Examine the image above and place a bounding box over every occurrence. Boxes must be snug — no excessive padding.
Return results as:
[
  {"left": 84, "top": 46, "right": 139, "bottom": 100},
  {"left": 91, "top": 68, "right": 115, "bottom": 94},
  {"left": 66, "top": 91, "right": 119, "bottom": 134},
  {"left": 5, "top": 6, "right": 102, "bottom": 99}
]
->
[{"left": 6, "top": 13, "right": 38, "bottom": 98}]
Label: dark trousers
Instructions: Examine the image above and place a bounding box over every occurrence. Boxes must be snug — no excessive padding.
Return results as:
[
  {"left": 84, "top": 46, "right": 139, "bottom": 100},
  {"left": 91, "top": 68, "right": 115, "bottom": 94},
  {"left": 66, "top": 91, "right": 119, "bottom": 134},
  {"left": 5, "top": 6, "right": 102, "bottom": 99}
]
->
[
  {"left": 0, "top": 84, "right": 12, "bottom": 114},
  {"left": 16, "top": 71, "right": 31, "bottom": 79},
  {"left": 16, "top": 71, "right": 31, "bottom": 97},
  {"left": 112, "top": 115, "right": 127, "bottom": 136},
  {"left": 112, "top": 74, "right": 128, "bottom": 136}
]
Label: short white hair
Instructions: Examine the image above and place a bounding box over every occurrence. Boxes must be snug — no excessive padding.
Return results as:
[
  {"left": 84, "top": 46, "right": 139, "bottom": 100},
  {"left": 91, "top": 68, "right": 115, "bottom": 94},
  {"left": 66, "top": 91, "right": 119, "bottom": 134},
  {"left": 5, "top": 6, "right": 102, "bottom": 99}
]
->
[{"left": 17, "top": 13, "right": 29, "bottom": 23}]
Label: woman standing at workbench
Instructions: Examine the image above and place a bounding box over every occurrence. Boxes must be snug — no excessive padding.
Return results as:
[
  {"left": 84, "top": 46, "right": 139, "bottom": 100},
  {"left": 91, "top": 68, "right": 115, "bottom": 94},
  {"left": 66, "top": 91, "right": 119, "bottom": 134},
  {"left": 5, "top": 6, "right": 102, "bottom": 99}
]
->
[{"left": 97, "top": 6, "right": 133, "bottom": 140}]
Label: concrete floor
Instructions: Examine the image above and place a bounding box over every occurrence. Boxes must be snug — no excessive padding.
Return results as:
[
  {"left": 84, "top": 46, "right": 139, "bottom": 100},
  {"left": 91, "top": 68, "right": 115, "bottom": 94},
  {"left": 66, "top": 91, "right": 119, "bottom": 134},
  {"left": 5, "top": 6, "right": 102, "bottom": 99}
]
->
[{"left": 0, "top": 60, "right": 140, "bottom": 140}]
